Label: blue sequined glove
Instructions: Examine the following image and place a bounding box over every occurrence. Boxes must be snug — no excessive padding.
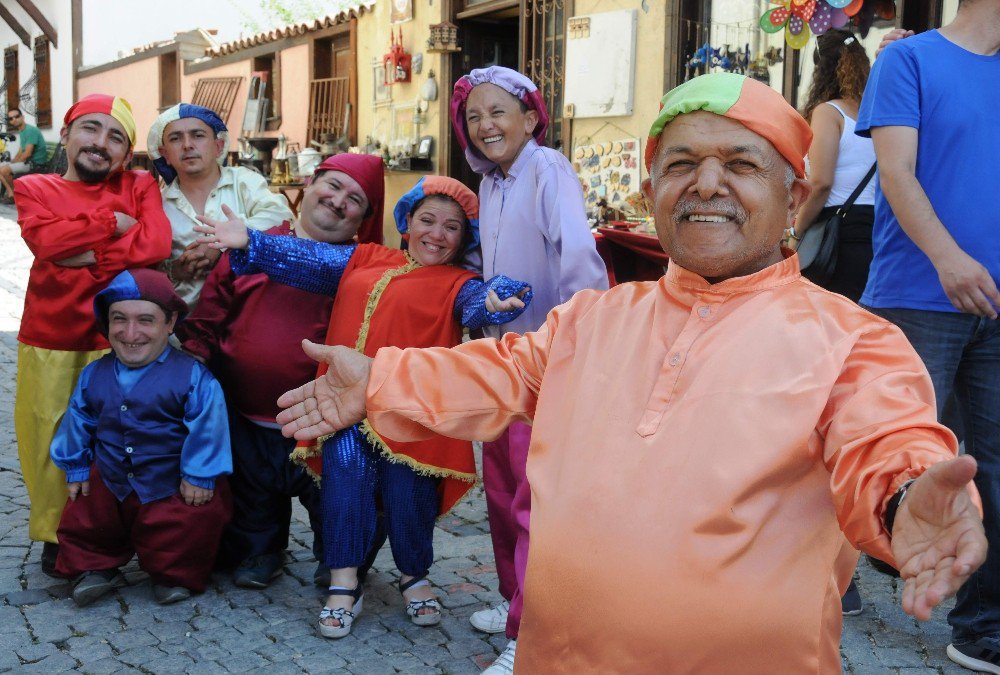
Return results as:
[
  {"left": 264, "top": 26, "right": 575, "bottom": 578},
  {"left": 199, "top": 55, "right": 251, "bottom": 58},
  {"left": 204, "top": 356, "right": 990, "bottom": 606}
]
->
[
  {"left": 456, "top": 274, "right": 533, "bottom": 330},
  {"left": 230, "top": 228, "right": 358, "bottom": 296}
]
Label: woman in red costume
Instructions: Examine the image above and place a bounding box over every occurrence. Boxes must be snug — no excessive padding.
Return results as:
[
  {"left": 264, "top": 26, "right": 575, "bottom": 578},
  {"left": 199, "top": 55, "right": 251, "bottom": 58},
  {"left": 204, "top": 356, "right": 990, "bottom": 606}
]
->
[{"left": 196, "top": 175, "right": 531, "bottom": 638}]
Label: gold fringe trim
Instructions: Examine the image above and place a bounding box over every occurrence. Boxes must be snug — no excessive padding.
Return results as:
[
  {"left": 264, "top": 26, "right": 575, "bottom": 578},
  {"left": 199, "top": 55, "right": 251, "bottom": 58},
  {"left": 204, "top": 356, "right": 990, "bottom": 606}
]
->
[
  {"left": 354, "top": 253, "right": 420, "bottom": 355},
  {"left": 289, "top": 443, "right": 323, "bottom": 485},
  {"left": 359, "top": 419, "right": 478, "bottom": 484}
]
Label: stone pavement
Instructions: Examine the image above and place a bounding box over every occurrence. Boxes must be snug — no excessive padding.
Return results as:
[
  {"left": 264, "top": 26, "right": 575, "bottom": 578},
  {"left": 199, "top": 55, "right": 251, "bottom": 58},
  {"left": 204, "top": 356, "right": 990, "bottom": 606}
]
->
[{"left": 0, "top": 203, "right": 971, "bottom": 673}]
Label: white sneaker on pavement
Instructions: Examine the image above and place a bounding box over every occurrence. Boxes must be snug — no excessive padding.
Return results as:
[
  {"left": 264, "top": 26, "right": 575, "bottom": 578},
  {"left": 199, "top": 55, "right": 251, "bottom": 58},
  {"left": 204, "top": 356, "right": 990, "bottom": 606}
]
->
[
  {"left": 482, "top": 639, "right": 516, "bottom": 675},
  {"left": 470, "top": 599, "right": 510, "bottom": 634}
]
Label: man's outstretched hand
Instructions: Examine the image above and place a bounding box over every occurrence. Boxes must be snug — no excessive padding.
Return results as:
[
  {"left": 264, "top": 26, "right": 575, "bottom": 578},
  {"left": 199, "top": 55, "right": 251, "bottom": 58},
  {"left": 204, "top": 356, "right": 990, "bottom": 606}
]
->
[
  {"left": 276, "top": 340, "right": 373, "bottom": 440},
  {"left": 891, "top": 455, "right": 986, "bottom": 621}
]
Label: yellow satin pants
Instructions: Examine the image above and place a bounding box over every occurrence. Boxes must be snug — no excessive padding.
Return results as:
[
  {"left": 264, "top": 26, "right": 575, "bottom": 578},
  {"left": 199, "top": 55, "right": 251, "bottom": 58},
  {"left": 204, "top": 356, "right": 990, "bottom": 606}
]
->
[{"left": 15, "top": 343, "right": 107, "bottom": 542}]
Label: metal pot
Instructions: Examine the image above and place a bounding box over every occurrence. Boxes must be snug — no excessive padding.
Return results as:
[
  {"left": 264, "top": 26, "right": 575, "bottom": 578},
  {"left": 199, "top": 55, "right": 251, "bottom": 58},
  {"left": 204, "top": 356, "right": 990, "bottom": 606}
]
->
[{"left": 296, "top": 148, "right": 321, "bottom": 176}]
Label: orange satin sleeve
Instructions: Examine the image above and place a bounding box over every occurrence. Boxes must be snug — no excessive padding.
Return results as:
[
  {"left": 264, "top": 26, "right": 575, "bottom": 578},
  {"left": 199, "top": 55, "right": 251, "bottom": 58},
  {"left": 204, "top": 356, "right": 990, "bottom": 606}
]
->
[
  {"left": 366, "top": 296, "right": 573, "bottom": 443},
  {"left": 818, "top": 320, "right": 975, "bottom": 565}
]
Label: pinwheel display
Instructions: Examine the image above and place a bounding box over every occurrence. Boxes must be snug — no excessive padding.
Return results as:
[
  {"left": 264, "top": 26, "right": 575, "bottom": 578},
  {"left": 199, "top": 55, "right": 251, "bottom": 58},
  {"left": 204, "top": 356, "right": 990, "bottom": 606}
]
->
[{"left": 758, "top": 0, "right": 895, "bottom": 48}]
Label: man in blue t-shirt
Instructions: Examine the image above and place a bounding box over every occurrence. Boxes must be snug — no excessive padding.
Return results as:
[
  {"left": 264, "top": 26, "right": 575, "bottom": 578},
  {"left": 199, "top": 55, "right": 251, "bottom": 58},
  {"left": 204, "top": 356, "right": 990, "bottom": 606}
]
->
[{"left": 856, "top": 1, "right": 1000, "bottom": 671}]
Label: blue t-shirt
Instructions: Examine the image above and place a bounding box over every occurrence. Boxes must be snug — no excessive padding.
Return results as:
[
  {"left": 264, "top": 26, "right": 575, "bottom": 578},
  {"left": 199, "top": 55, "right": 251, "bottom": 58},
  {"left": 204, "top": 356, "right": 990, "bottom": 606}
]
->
[{"left": 856, "top": 30, "right": 1000, "bottom": 312}]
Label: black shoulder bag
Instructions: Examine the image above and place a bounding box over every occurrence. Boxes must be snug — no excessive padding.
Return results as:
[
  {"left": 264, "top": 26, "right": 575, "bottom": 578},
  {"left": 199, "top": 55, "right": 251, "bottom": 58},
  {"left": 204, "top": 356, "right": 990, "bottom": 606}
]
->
[{"left": 798, "top": 162, "right": 877, "bottom": 285}]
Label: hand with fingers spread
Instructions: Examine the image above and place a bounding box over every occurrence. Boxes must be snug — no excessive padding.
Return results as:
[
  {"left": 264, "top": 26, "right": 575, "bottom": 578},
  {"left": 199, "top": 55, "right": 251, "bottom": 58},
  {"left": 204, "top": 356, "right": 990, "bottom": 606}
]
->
[
  {"left": 194, "top": 204, "right": 250, "bottom": 250},
  {"left": 891, "top": 455, "right": 986, "bottom": 621},
  {"left": 932, "top": 248, "right": 1000, "bottom": 318},
  {"left": 276, "top": 340, "right": 373, "bottom": 440}
]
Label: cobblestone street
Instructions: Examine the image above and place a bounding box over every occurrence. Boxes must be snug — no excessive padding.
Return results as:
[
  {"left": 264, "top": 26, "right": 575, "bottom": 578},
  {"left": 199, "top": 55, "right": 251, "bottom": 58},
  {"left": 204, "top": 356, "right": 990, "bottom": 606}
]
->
[{"left": 0, "top": 203, "right": 970, "bottom": 673}]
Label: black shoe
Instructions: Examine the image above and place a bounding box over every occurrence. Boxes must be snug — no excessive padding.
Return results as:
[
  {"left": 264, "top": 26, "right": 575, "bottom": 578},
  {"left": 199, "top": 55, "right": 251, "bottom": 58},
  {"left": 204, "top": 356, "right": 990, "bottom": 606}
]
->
[
  {"left": 233, "top": 553, "right": 284, "bottom": 589},
  {"left": 841, "top": 579, "right": 863, "bottom": 616},
  {"left": 947, "top": 637, "right": 1000, "bottom": 674},
  {"left": 152, "top": 584, "right": 191, "bottom": 605},
  {"left": 72, "top": 569, "right": 125, "bottom": 607},
  {"left": 865, "top": 553, "right": 900, "bottom": 578},
  {"left": 40, "top": 542, "right": 59, "bottom": 577}
]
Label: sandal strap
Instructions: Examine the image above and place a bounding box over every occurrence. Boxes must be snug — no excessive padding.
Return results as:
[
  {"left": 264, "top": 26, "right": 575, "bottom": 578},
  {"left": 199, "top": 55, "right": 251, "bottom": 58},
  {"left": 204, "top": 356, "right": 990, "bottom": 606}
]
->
[
  {"left": 406, "top": 598, "right": 441, "bottom": 611},
  {"left": 327, "top": 584, "right": 362, "bottom": 600},
  {"left": 398, "top": 576, "right": 429, "bottom": 594},
  {"left": 319, "top": 606, "right": 355, "bottom": 621}
]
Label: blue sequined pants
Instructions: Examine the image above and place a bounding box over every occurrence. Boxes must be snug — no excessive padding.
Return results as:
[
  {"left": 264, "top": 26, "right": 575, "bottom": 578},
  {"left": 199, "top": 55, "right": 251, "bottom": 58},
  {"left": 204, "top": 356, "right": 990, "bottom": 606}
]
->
[{"left": 321, "top": 425, "right": 440, "bottom": 577}]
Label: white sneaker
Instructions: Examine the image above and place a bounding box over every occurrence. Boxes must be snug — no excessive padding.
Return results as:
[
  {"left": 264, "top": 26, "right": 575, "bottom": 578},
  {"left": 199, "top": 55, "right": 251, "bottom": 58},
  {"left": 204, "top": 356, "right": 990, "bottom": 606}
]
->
[
  {"left": 470, "top": 599, "right": 510, "bottom": 634},
  {"left": 482, "top": 639, "right": 516, "bottom": 675}
]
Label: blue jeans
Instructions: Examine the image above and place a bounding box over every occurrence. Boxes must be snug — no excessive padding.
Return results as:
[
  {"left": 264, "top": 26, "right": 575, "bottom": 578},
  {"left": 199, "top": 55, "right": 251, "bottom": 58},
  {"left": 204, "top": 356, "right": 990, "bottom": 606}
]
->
[{"left": 868, "top": 307, "right": 1000, "bottom": 643}]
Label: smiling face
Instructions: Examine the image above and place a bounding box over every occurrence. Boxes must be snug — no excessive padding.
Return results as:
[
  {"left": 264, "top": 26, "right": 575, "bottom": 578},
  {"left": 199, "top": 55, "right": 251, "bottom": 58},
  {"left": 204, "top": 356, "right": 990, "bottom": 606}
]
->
[
  {"left": 641, "top": 111, "right": 810, "bottom": 283},
  {"left": 464, "top": 83, "right": 538, "bottom": 175},
  {"left": 299, "top": 170, "right": 370, "bottom": 243},
  {"left": 61, "top": 113, "right": 132, "bottom": 183},
  {"left": 406, "top": 195, "right": 466, "bottom": 266},
  {"left": 107, "top": 299, "right": 176, "bottom": 369},
  {"left": 159, "top": 117, "right": 225, "bottom": 180}
]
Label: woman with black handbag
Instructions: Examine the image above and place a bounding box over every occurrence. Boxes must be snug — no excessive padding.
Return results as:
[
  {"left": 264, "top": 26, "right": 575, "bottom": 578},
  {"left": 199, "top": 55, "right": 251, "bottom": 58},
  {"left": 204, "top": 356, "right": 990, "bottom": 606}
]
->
[{"left": 790, "top": 29, "right": 877, "bottom": 303}]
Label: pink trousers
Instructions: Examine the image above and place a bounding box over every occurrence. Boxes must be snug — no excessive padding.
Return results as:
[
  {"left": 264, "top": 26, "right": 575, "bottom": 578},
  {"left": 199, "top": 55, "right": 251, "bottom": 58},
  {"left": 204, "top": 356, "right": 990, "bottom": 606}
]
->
[{"left": 482, "top": 421, "right": 532, "bottom": 639}]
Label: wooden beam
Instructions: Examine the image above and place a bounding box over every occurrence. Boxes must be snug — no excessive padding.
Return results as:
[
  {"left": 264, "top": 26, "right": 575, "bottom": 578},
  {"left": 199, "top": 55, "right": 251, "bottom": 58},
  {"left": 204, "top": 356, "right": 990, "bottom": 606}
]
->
[
  {"left": 0, "top": 3, "right": 30, "bottom": 47},
  {"left": 71, "top": 0, "right": 81, "bottom": 101},
  {"left": 14, "top": 0, "right": 56, "bottom": 48}
]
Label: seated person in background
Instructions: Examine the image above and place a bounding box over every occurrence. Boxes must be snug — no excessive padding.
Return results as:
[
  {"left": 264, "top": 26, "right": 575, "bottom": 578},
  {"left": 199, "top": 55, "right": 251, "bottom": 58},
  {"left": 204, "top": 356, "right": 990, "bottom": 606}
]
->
[
  {"left": 147, "top": 103, "right": 293, "bottom": 310},
  {"left": 0, "top": 108, "right": 48, "bottom": 201},
  {"left": 51, "top": 269, "right": 232, "bottom": 607}
]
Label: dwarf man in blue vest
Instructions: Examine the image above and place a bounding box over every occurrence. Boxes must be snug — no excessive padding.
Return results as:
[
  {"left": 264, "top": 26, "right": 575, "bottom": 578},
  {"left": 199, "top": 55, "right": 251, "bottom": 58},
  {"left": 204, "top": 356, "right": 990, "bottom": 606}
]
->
[{"left": 50, "top": 268, "right": 233, "bottom": 607}]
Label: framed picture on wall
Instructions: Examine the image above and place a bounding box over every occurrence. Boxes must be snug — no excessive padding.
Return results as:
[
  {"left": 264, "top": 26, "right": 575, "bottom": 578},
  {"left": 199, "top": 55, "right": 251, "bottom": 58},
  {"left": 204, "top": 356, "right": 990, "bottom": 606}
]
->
[
  {"left": 415, "top": 135, "right": 433, "bottom": 159},
  {"left": 390, "top": 102, "right": 418, "bottom": 149},
  {"left": 391, "top": 0, "right": 413, "bottom": 24},
  {"left": 373, "top": 62, "right": 392, "bottom": 108}
]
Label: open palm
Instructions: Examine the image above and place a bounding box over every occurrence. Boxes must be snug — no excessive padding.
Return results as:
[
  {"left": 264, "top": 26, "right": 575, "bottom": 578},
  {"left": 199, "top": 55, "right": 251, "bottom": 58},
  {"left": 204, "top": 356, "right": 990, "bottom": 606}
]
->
[
  {"left": 890, "top": 455, "right": 986, "bottom": 620},
  {"left": 276, "top": 340, "right": 373, "bottom": 440}
]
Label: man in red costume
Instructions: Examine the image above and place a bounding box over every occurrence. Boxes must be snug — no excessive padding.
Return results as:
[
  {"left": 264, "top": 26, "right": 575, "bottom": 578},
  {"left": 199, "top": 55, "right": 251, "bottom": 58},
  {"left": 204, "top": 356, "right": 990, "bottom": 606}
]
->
[
  {"left": 177, "top": 154, "right": 385, "bottom": 589},
  {"left": 14, "top": 94, "right": 172, "bottom": 575}
]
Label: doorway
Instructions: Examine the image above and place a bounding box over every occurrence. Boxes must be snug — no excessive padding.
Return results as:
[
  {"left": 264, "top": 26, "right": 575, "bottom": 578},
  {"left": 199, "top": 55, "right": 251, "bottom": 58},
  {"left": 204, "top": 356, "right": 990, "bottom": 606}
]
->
[{"left": 449, "top": 9, "right": 519, "bottom": 189}]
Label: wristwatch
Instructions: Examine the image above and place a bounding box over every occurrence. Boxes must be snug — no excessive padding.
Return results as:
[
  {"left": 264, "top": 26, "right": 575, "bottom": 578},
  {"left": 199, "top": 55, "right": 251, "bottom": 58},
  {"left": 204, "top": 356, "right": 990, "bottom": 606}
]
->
[{"left": 885, "top": 478, "right": 917, "bottom": 534}]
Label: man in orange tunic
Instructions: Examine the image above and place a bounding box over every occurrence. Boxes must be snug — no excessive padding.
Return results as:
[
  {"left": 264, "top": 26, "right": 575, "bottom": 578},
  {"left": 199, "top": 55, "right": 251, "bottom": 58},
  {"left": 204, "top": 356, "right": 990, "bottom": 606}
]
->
[{"left": 274, "top": 73, "right": 986, "bottom": 672}]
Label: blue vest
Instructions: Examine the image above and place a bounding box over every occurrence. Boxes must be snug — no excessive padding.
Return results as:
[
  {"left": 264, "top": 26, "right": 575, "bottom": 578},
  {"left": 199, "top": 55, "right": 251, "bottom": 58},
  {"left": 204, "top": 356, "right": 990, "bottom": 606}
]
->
[{"left": 83, "top": 349, "right": 194, "bottom": 503}]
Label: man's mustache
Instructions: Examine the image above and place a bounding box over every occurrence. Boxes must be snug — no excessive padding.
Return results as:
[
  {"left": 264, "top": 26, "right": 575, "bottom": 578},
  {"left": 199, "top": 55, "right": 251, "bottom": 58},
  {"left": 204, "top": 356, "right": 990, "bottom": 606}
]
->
[
  {"left": 672, "top": 198, "right": 747, "bottom": 225},
  {"left": 78, "top": 146, "right": 111, "bottom": 162}
]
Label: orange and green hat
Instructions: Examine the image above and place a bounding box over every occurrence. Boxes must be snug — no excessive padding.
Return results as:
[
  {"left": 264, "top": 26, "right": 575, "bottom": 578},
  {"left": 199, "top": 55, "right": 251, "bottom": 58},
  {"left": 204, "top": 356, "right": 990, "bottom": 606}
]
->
[
  {"left": 644, "top": 73, "right": 812, "bottom": 178},
  {"left": 63, "top": 93, "right": 137, "bottom": 146}
]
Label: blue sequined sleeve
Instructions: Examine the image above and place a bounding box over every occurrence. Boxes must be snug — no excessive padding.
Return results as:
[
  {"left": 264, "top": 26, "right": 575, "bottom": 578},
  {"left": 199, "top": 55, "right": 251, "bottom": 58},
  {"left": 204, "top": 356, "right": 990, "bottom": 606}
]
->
[
  {"left": 228, "top": 228, "right": 358, "bottom": 296},
  {"left": 454, "top": 275, "right": 534, "bottom": 330}
]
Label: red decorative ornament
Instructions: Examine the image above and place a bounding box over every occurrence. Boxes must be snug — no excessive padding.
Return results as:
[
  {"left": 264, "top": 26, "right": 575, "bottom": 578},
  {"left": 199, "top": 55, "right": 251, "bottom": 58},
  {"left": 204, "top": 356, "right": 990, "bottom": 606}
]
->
[{"left": 383, "top": 27, "right": 412, "bottom": 85}]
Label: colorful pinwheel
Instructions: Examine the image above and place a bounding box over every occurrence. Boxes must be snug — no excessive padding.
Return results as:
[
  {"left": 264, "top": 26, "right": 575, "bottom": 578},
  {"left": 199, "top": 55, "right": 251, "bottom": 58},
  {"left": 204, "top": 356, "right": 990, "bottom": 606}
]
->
[{"left": 759, "top": 0, "right": 887, "bottom": 48}]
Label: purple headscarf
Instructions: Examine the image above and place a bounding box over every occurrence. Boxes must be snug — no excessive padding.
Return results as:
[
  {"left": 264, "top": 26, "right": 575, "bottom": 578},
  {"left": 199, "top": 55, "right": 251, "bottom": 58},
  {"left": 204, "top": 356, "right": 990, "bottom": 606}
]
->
[{"left": 450, "top": 66, "right": 550, "bottom": 174}]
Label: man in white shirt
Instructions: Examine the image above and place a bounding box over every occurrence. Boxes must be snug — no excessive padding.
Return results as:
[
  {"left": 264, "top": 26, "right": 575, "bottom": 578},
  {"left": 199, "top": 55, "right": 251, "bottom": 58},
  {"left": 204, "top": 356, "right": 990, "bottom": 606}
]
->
[{"left": 147, "top": 104, "right": 292, "bottom": 309}]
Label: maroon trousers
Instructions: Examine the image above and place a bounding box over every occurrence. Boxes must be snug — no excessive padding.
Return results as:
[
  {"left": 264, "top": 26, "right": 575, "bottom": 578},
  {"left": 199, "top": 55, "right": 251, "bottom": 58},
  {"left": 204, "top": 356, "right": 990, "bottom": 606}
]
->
[
  {"left": 482, "top": 421, "right": 532, "bottom": 640},
  {"left": 55, "top": 465, "right": 232, "bottom": 592}
]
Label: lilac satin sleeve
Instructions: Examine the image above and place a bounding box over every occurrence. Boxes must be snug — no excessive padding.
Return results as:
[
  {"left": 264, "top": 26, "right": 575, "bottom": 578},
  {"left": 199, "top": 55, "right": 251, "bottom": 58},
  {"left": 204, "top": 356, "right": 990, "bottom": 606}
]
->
[
  {"left": 454, "top": 274, "right": 534, "bottom": 330},
  {"left": 229, "top": 228, "right": 358, "bottom": 296}
]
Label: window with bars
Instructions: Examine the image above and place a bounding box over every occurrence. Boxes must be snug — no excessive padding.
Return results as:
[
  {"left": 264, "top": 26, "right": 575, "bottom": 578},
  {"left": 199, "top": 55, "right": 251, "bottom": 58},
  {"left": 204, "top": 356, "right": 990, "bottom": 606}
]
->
[
  {"left": 190, "top": 76, "right": 243, "bottom": 126},
  {"left": 33, "top": 36, "right": 51, "bottom": 128},
  {"left": 521, "top": 0, "right": 570, "bottom": 152},
  {"left": 307, "top": 77, "right": 350, "bottom": 145}
]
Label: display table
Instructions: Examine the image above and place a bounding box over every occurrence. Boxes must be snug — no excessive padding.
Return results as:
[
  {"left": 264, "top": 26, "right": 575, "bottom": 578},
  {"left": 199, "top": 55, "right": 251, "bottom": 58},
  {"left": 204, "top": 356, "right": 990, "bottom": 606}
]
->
[{"left": 596, "top": 227, "right": 668, "bottom": 283}]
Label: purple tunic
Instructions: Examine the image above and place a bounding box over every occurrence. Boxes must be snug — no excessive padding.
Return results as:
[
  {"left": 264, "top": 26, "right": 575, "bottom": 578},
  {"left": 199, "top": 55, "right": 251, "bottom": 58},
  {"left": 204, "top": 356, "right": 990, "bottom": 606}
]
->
[{"left": 477, "top": 139, "right": 609, "bottom": 338}]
